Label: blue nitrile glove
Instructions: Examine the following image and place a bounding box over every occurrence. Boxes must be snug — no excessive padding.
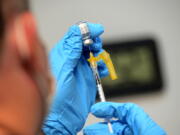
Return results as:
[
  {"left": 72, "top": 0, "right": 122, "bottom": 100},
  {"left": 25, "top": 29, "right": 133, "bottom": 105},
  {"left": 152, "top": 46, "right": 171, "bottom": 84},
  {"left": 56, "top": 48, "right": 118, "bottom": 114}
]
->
[
  {"left": 42, "top": 23, "right": 108, "bottom": 135},
  {"left": 83, "top": 102, "right": 167, "bottom": 135}
]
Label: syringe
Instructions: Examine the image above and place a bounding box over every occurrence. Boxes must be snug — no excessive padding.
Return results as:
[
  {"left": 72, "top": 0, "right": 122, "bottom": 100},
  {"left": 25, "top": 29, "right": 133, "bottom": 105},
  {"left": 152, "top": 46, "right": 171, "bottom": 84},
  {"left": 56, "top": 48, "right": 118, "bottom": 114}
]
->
[
  {"left": 77, "top": 22, "right": 114, "bottom": 134},
  {"left": 89, "top": 52, "right": 114, "bottom": 134}
]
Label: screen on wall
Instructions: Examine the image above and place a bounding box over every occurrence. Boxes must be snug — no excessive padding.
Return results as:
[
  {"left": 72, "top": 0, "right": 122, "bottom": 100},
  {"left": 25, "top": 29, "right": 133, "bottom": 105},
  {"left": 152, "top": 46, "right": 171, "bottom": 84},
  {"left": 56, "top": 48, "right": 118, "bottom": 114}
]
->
[{"left": 101, "top": 39, "right": 163, "bottom": 98}]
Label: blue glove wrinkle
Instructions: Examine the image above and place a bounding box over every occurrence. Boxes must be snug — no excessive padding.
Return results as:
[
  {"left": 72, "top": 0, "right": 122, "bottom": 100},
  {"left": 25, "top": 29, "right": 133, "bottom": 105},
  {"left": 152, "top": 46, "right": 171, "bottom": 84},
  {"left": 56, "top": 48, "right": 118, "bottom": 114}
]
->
[
  {"left": 112, "top": 121, "right": 127, "bottom": 135},
  {"left": 91, "top": 102, "right": 115, "bottom": 119},
  {"left": 125, "top": 103, "right": 140, "bottom": 135},
  {"left": 53, "top": 57, "right": 96, "bottom": 134},
  {"left": 83, "top": 120, "right": 132, "bottom": 135},
  {"left": 83, "top": 122, "right": 113, "bottom": 135},
  {"left": 87, "top": 23, "right": 104, "bottom": 38},
  {"left": 87, "top": 102, "right": 167, "bottom": 135},
  {"left": 48, "top": 51, "right": 95, "bottom": 134},
  {"left": 115, "top": 105, "right": 128, "bottom": 124},
  {"left": 44, "top": 23, "right": 106, "bottom": 135},
  {"left": 122, "top": 125, "right": 133, "bottom": 135},
  {"left": 119, "top": 103, "right": 166, "bottom": 135},
  {"left": 49, "top": 43, "right": 63, "bottom": 80},
  {"left": 63, "top": 32, "right": 82, "bottom": 67},
  {"left": 42, "top": 117, "right": 71, "bottom": 135},
  {"left": 83, "top": 37, "right": 100, "bottom": 51},
  {"left": 89, "top": 37, "right": 102, "bottom": 53},
  {"left": 114, "top": 103, "right": 148, "bottom": 135},
  {"left": 83, "top": 37, "right": 102, "bottom": 58},
  {"left": 97, "top": 60, "right": 109, "bottom": 78}
]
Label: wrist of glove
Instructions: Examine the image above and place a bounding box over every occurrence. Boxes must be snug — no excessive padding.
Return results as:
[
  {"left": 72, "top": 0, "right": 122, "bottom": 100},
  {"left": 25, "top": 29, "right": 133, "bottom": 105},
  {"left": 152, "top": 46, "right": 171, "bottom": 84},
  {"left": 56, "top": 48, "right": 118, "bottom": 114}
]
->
[{"left": 83, "top": 102, "right": 167, "bottom": 135}]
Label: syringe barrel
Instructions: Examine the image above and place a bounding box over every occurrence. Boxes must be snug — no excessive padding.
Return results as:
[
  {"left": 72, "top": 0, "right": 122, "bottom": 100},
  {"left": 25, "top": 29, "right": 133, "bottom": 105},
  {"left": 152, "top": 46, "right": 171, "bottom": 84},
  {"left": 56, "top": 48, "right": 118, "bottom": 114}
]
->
[{"left": 97, "top": 83, "right": 106, "bottom": 102}]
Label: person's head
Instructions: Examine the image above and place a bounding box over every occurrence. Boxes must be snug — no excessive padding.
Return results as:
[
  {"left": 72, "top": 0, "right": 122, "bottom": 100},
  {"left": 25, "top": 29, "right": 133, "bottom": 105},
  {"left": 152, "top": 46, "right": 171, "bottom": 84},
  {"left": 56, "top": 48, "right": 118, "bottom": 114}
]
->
[{"left": 0, "top": 0, "right": 53, "bottom": 134}]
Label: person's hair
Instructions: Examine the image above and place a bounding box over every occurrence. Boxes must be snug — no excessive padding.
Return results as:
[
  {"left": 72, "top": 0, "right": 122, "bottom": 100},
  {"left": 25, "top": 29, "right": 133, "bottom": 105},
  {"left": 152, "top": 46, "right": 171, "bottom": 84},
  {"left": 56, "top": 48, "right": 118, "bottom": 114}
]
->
[
  {"left": 0, "top": 0, "right": 29, "bottom": 53},
  {"left": 0, "top": 13, "right": 4, "bottom": 39},
  {"left": 0, "top": 0, "right": 4, "bottom": 53},
  {"left": 0, "top": 0, "right": 4, "bottom": 39}
]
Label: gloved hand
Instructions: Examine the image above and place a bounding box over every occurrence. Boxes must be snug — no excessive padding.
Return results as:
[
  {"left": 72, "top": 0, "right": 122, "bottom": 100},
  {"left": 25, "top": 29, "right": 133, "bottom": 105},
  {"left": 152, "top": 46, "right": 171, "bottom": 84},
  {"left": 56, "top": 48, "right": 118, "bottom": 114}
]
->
[
  {"left": 42, "top": 23, "right": 108, "bottom": 135},
  {"left": 83, "top": 102, "right": 167, "bottom": 135}
]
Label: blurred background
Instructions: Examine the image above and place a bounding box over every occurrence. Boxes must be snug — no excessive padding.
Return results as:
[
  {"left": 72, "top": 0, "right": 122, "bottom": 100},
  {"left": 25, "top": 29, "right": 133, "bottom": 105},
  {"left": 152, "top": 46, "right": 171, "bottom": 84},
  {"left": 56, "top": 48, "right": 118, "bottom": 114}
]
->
[{"left": 30, "top": 0, "right": 180, "bottom": 134}]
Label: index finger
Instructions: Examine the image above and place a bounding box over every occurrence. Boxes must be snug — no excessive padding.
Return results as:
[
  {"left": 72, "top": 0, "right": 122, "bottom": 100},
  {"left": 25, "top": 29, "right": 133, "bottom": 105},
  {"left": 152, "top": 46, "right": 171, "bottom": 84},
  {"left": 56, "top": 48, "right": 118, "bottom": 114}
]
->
[{"left": 87, "top": 23, "right": 104, "bottom": 38}]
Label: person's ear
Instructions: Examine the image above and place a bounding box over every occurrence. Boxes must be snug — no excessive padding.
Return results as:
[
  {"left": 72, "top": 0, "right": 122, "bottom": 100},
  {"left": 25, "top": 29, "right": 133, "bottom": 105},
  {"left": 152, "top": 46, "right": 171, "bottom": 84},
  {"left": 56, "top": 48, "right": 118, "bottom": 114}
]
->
[
  {"left": 0, "top": 12, "right": 38, "bottom": 70},
  {"left": 5, "top": 12, "right": 38, "bottom": 61}
]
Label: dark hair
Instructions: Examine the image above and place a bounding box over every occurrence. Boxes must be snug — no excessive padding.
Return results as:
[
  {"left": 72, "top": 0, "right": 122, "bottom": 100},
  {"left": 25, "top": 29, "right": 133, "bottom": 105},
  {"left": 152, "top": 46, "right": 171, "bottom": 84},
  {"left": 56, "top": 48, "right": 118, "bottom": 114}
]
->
[
  {"left": 0, "top": 0, "right": 5, "bottom": 54},
  {"left": 0, "top": 0, "right": 30, "bottom": 52},
  {"left": 0, "top": 0, "right": 4, "bottom": 40},
  {"left": 0, "top": 0, "right": 4, "bottom": 53}
]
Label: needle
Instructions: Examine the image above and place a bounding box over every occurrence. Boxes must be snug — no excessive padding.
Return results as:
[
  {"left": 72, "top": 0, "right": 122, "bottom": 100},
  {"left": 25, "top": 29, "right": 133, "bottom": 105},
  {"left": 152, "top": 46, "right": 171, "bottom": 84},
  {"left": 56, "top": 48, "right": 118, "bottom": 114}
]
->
[{"left": 89, "top": 56, "right": 114, "bottom": 134}]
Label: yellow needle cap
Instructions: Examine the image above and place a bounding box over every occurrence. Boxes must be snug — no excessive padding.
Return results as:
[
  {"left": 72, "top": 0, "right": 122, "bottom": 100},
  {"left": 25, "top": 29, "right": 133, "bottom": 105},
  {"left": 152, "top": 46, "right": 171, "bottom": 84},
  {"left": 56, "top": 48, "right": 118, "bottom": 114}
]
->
[
  {"left": 88, "top": 52, "right": 97, "bottom": 68},
  {"left": 88, "top": 51, "right": 118, "bottom": 80}
]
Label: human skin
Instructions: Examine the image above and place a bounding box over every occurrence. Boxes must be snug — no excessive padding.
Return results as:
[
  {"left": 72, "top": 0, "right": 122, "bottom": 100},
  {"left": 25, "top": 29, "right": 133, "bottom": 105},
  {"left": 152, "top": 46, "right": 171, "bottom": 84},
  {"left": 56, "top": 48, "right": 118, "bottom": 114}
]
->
[{"left": 0, "top": 0, "right": 53, "bottom": 134}]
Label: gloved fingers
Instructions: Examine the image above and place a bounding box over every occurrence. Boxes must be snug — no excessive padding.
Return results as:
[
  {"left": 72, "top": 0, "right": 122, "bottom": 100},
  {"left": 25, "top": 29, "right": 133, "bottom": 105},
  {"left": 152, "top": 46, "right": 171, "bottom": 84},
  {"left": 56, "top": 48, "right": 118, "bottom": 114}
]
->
[
  {"left": 87, "top": 23, "right": 104, "bottom": 38},
  {"left": 55, "top": 23, "right": 104, "bottom": 64},
  {"left": 91, "top": 102, "right": 121, "bottom": 119},
  {"left": 67, "top": 23, "right": 104, "bottom": 43},
  {"left": 89, "top": 37, "right": 103, "bottom": 54},
  {"left": 83, "top": 36, "right": 109, "bottom": 78},
  {"left": 64, "top": 33, "right": 82, "bottom": 56},
  {"left": 83, "top": 37, "right": 102, "bottom": 54},
  {"left": 83, "top": 122, "right": 112, "bottom": 135},
  {"left": 97, "top": 60, "right": 109, "bottom": 78},
  {"left": 91, "top": 102, "right": 167, "bottom": 135},
  {"left": 112, "top": 121, "right": 133, "bottom": 135},
  {"left": 78, "top": 23, "right": 104, "bottom": 58},
  {"left": 91, "top": 102, "right": 142, "bottom": 122},
  {"left": 83, "top": 121, "right": 133, "bottom": 135},
  {"left": 61, "top": 25, "right": 82, "bottom": 58}
]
